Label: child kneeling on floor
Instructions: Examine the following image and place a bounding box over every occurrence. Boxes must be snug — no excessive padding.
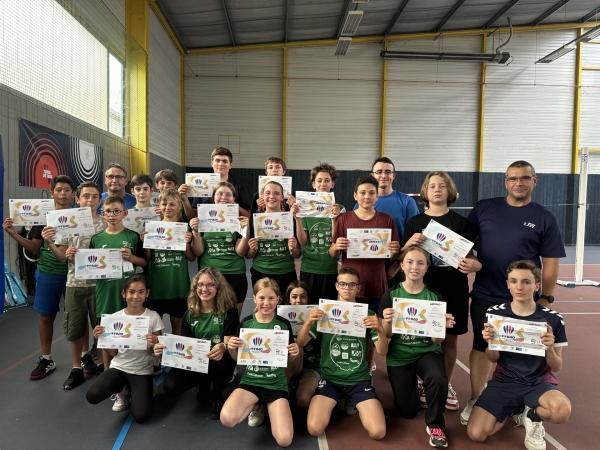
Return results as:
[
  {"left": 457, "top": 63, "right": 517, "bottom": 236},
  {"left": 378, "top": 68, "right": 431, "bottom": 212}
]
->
[{"left": 86, "top": 274, "right": 163, "bottom": 423}]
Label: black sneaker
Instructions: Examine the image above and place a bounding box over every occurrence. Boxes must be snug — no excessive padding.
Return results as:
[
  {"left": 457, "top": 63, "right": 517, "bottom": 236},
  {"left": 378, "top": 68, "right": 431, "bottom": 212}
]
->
[
  {"left": 209, "top": 396, "right": 223, "bottom": 420},
  {"left": 81, "top": 353, "right": 97, "bottom": 374},
  {"left": 89, "top": 343, "right": 98, "bottom": 361},
  {"left": 63, "top": 368, "right": 85, "bottom": 390},
  {"left": 95, "top": 363, "right": 105, "bottom": 376},
  {"left": 30, "top": 356, "right": 56, "bottom": 380}
]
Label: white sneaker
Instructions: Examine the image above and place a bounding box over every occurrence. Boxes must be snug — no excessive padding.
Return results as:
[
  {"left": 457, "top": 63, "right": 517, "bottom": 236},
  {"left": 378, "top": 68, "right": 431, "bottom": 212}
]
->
[
  {"left": 523, "top": 406, "right": 546, "bottom": 450},
  {"left": 460, "top": 398, "right": 477, "bottom": 425},
  {"left": 445, "top": 384, "right": 459, "bottom": 410},
  {"left": 248, "top": 405, "right": 266, "bottom": 427},
  {"left": 112, "top": 390, "right": 130, "bottom": 412}
]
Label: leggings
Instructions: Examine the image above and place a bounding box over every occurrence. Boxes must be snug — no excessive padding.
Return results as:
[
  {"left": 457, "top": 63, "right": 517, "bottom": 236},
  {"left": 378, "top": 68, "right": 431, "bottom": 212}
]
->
[
  {"left": 223, "top": 273, "right": 249, "bottom": 304},
  {"left": 250, "top": 267, "right": 298, "bottom": 294},
  {"left": 86, "top": 368, "right": 154, "bottom": 424}
]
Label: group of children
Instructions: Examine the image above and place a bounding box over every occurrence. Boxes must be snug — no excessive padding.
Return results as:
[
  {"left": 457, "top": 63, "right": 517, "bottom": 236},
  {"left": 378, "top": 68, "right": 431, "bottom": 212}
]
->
[{"left": 2, "top": 147, "right": 571, "bottom": 449}]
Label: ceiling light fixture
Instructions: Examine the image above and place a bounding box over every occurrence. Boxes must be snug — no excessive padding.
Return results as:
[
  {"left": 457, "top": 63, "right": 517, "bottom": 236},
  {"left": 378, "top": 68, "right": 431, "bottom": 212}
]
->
[
  {"left": 335, "top": 37, "right": 352, "bottom": 57},
  {"left": 340, "top": 11, "right": 363, "bottom": 36},
  {"left": 536, "top": 24, "right": 600, "bottom": 63}
]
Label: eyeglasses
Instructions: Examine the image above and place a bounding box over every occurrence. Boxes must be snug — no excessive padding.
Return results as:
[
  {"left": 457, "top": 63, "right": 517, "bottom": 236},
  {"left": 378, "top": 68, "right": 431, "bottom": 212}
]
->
[
  {"left": 197, "top": 283, "right": 216, "bottom": 290},
  {"left": 102, "top": 209, "right": 124, "bottom": 216},
  {"left": 506, "top": 176, "right": 534, "bottom": 183},
  {"left": 336, "top": 281, "right": 359, "bottom": 290},
  {"left": 106, "top": 175, "right": 126, "bottom": 180},
  {"left": 373, "top": 170, "right": 395, "bottom": 176},
  {"left": 215, "top": 192, "right": 234, "bottom": 198}
]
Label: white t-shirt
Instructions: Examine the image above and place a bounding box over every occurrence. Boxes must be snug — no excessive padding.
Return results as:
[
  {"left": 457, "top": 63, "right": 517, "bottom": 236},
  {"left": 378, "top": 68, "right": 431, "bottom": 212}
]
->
[{"left": 109, "top": 308, "right": 164, "bottom": 376}]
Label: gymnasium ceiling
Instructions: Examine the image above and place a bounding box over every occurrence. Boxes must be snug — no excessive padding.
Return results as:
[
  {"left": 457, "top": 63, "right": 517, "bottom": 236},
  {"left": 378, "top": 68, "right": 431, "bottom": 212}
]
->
[{"left": 156, "top": 0, "right": 600, "bottom": 50}]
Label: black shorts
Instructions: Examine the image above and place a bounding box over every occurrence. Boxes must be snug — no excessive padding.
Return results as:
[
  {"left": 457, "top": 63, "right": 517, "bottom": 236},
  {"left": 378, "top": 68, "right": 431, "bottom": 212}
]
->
[
  {"left": 475, "top": 380, "right": 558, "bottom": 423},
  {"left": 443, "top": 294, "right": 469, "bottom": 336},
  {"left": 223, "top": 273, "right": 249, "bottom": 304},
  {"left": 314, "top": 378, "right": 378, "bottom": 408},
  {"left": 299, "top": 272, "right": 338, "bottom": 305},
  {"left": 250, "top": 268, "right": 298, "bottom": 295},
  {"left": 470, "top": 296, "right": 497, "bottom": 352},
  {"left": 144, "top": 298, "right": 188, "bottom": 319},
  {"left": 237, "top": 384, "right": 288, "bottom": 405}
]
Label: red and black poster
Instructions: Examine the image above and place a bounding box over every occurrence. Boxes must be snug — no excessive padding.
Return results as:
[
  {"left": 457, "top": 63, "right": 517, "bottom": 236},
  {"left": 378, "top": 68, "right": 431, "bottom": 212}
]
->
[{"left": 19, "top": 118, "right": 103, "bottom": 189}]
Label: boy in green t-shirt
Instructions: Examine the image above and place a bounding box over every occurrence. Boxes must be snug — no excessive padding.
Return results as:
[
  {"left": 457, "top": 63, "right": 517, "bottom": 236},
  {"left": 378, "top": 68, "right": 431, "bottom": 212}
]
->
[
  {"left": 379, "top": 245, "right": 456, "bottom": 449},
  {"left": 296, "top": 267, "right": 388, "bottom": 441},
  {"left": 130, "top": 173, "right": 154, "bottom": 209},
  {"left": 90, "top": 195, "right": 147, "bottom": 372}
]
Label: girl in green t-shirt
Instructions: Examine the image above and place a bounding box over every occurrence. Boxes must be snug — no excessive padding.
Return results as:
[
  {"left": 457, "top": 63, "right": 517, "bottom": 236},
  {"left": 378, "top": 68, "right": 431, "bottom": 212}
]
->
[
  {"left": 379, "top": 246, "right": 456, "bottom": 449},
  {"left": 195, "top": 182, "right": 249, "bottom": 318},
  {"left": 220, "top": 278, "right": 299, "bottom": 447}
]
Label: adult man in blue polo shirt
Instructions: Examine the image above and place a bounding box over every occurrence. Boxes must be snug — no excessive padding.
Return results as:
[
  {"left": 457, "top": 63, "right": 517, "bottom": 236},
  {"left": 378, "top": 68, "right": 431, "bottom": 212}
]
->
[
  {"left": 97, "top": 163, "right": 136, "bottom": 213},
  {"left": 460, "top": 160, "right": 565, "bottom": 427}
]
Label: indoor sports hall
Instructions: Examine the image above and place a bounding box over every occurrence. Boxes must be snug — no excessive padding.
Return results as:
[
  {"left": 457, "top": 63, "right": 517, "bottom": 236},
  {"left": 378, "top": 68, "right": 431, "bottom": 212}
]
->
[{"left": 2, "top": 1, "right": 600, "bottom": 449}]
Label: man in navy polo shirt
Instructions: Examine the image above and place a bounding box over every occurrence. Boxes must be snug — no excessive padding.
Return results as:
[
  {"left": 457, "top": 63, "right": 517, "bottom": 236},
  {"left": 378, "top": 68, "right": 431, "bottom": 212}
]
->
[
  {"left": 97, "top": 163, "right": 136, "bottom": 214},
  {"left": 460, "top": 160, "right": 565, "bottom": 427}
]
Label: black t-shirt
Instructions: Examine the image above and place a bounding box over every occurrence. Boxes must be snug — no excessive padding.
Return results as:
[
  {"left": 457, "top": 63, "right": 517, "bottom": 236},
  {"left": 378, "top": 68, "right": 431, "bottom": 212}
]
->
[
  {"left": 191, "top": 176, "right": 251, "bottom": 212},
  {"left": 402, "top": 211, "right": 474, "bottom": 301}
]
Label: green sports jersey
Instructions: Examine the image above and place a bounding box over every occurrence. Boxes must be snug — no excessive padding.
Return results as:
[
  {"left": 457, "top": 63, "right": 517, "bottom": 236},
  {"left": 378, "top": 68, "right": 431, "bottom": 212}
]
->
[
  {"left": 308, "top": 310, "right": 379, "bottom": 385},
  {"left": 238, "top": 314, "right": 295, "bottom": 391},
  {"left": 91, "top": 229, "right": 144, "bottom": 317},
  {"left": 147, "top": 249, "right": 190, "bottom": 300},
  {"left": 380, "top": 284, "right": 443, "bottom": 367},
  {"left": 200, "top": 232, "right": 246, "bottom": 274},
  {"left": 29, "top": 226, "right": 67, "bottom": 275},
  {"left": 252, "top": 238, "right": 295, "bottom": 275},
  {"left": 300, "top": 205, "right": 344, "bottom": 275},
  {"left": 182, "top": 308, "right": 238, "bottom": 348}
]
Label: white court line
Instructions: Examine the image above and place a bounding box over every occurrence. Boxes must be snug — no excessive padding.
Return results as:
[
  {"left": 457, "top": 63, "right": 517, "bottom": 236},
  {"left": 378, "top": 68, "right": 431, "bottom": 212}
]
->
[
  {"left": 456, "top": 358, "right": 567, "bottom": 449},
  {"left": 318, "top": 432, "right": 329, "bottom": 450},
  {"left": 561, "top": 312, "right": 600, "bottom": 315}
]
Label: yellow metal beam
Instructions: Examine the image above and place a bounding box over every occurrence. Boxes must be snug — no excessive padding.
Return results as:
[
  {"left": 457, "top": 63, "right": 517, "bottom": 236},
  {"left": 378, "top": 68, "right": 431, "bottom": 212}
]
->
[
  {"left": 188, "top": 22, "right": 600, "bottom": 54},
  {"left": 147, "top": 0, "right": 185, "bottom": 55},
  {"left": 582, "top": 66, "right": 600, "bottom": 70},
  {"left": 282, "top": 48, "right": 287, "bottom": 162},
  {"left": 126, "top": 0, "right": 150, "bottom": 174},
  {"left": 572, "top": 29, "right": 583, "bottom": 174},
  {"left": 380, "top": 40, "right": 388, "bottom": 158},
  {"left": 477, "top": 34, "right": 487, "bottom": 172},
  {"left": 180, "top": 54, "right": 185, "bottom": 167}
]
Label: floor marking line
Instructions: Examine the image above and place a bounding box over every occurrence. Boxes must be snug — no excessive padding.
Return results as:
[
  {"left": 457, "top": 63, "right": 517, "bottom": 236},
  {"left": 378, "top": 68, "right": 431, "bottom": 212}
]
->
[
  {"left": 555, "top": 301, "right": 600, "bottom": 303},
  {"left": 317, "top": 431, "right": 329, "bottom": 450},
  {"left": 561, "top": 312, "right": 600, "bottom": 315},
  {"left": 0, "top": 334, "right": 65, "bottom": 377},
  {"left": 112, "top": 369, "right": 168, "bottom": 450},
  {"left": 455, "top": 358, "right": 567, "bottom": 449}
]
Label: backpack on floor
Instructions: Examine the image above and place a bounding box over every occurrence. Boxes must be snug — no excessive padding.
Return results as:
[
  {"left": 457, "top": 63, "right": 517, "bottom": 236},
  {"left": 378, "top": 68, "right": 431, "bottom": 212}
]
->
[{"left": 4, "top": 256, "right": 28, "bottom": 307}]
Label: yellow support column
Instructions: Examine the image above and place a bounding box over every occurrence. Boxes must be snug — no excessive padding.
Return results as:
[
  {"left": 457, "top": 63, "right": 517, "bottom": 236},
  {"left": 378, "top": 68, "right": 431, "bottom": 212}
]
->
[
  {"left": 282, "top": 48, "right": 287, "bottom": 162},
  {"left": 126, "top": 0, "right": 149, "bottom": 175},
  {"left": 572, "top": 29, "right": 583, "bottom": 174},
  {"left": 477, "top": 34, "right": 486, "bottom": 172},
  {"left": 380, "top": 40, "right": 388, "bottom": 158},
  {"left": 181, "top": 55, "right": 185, "bottom": 167}
]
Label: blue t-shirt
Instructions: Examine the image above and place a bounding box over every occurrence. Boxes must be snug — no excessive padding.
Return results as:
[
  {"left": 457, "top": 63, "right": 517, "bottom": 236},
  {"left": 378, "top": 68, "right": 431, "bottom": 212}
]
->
[
  {"left": 97, "top": 192, "right": 137, "bottom": 214},
  {"left": 468, "top": 197, "right": 565, "bottom": 304},
  {"left": 355, "top": 190, "right": 418, "bottom": 240},
  {"left": 487, "top": 302, "right": 567, "bottom": 386}
]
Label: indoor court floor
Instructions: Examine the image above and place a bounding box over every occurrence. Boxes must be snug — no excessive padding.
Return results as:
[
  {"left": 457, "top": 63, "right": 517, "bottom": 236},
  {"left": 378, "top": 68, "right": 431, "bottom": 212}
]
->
[{"left": 1, "top": 247, "right": 598, "bottom": 449}]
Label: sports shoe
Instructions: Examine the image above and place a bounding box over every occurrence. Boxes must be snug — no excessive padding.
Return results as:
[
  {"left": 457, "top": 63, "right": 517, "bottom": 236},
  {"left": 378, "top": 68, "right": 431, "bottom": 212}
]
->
[
  {"left": 418, "top": 380, "right": 428, "bottom": 409},
  {"left": 371, "top": 362, "right": 377, "bottom": 372},
  {"left": 523, "top": 406, "right": 546, "bottom": 450},
  {"left": 248, "top": 405, "right": 266, "bottom": 427},
  {"left": 344, "top": 399, "right": 358, "bottom": 415},
  {"left": 445, "top": 384, "right": 459, "bottom": 410},
  {"left": 30, "top": 356, "right": 56, "bottom": 380},
  {"left": 95, "top": 363, "right": 105, "bottom": 376},
  {"left": 460, "top": 398, "right": 477, "bottom": 425},
  {"left": 81, "top": 353, "right": 97, "bottom": 374},
  {"left": 153, "top": 364, "right": 163, "bottom": 376},
  {"left": 63, "top": 368, "right": 85, "bottom": 390},
  {"left": 426, "top": 426, "right": 448, "bottom": 448},
  {"left": 89, "top": 342, "right": 98, "bottom": 361},
  {"left": 209, "top": 395, "right": 223, "bottom": 420},
  {"left": 112, "top": 389, "right": 130, "bottom": 412}
]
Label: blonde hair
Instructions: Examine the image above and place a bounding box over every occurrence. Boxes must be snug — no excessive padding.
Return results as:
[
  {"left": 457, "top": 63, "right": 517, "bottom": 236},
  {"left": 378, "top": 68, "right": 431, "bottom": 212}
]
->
[
  {"left": 252, "top": 278, "right": 281, "bottom": 312},
  {"left": 187, "top": 268, "right": 237, "bottom": 317},
  {"left": 419, "top": 171, "right": 458, "bottom": 207},
  {"left": 158, "top": 188, "right": 182, "bottom": 220}
]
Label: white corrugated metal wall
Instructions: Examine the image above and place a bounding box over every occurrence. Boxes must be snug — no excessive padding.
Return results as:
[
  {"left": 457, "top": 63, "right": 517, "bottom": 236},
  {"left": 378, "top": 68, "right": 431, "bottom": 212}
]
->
[
  {"left": 385, "top": 36, "right": 481, "bottom": 171},
  {"left": 184, "top": 50, "right": 283, "bottom": 167},
  {"left": 149, "top": 10, "right": 181, "bottom": 166},
  {"left": 483, "top": 30, "right": 576, "bottom": 173},
  {"left": 580, "top": 42, "right": 600, "bottom": 173},
  {"left": 100, "top": 0, "right": 125, "bottom": 27}
]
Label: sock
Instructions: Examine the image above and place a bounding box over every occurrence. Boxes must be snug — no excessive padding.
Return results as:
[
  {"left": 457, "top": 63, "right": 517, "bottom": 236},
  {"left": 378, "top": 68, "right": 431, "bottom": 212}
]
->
[
  {"left": 72, "top": 366, "right": 83, "bottom": 370},
  {"left": 527, "top": 407, "right": 542, "bottom": 423},
  {"left": 42, "top": 354, "right": 52, "bottom": 360}
]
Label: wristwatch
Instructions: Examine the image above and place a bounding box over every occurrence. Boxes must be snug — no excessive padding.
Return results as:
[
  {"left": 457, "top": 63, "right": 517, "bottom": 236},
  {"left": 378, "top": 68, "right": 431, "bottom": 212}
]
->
[{"left": 539, "top": 294, "right": 555, "bottom": 303}]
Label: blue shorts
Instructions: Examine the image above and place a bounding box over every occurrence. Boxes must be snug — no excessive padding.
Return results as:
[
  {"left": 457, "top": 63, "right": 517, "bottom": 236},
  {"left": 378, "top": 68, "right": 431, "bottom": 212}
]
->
[
  {"left": 315, "top": 378, "right": 378, "bottom": 408},
  {"left": 33, "top": 270, "right": 67, "bottom": 316},
  {"left": 475, "top": 380, "right": 558, "bottom": 423}
]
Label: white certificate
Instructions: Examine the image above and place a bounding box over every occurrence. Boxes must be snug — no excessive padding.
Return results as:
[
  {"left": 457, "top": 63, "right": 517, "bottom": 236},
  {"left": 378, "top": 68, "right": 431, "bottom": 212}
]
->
[
  {"left": 392, "top": 298, "right": 447, "bottom": 339},
  {"left": 420, "top": 220, "right": 474, "bottom": 269},
  {"left": 186, "top": 173, "right": 221, "bottom": 198},
  {"left": 74, "top": 249, "right": 123, "bottom": 280},
  {"left": 258, "top": 176, "right": 292, "bottom": 199},
  {"left": 10, "top": 199, "right": 55, "bottom": 226},
  {"left": 238, "top": 328, "right": 289, "bottom": 367},
  {"left": 151, "top": 192, "right": 160, "bottom": 208},
  {"left": 295, "top": 192, "right": 335, "bottom": 218},
  {"left": 347, "top": 228, "right": 391, "bottom": 259},
  {"left": 253, "top": 212, "right": 294, "bottom": 240},
  {"left": 198, "top": 204, "right": 239, "bottom": 233},
  {"left": 123, "top": 207, "right": 160, "bottom": 234},
  {"left": 143, "top": 221, "right": 188, "bottom": 251},
  {"left": 98, "top": 314, "right": 150, "bottom": 350},
  {"left": 277, "top": 305, "right": 317, "bottom": 336},
  {"left": 487, "top": 313, "right": 547, "bottom": 357},
  {"left": 158, "top": 333, "right": 211, "bottom": 373},
  {"left": 46, "top": 207, "right": 95, "bottom": 239},
  {"left": 317, "top": 299, "right": 369, "bottom": 338}
]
